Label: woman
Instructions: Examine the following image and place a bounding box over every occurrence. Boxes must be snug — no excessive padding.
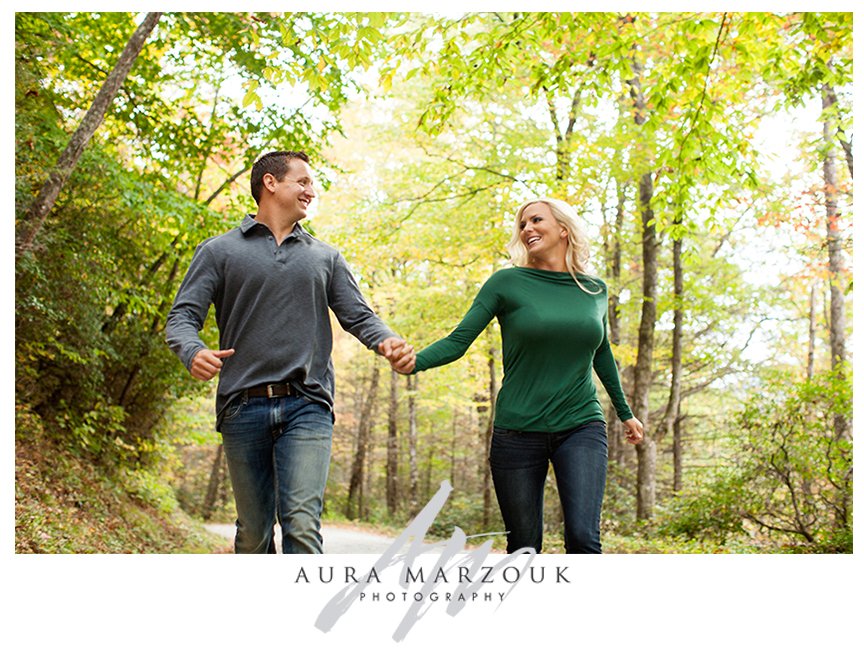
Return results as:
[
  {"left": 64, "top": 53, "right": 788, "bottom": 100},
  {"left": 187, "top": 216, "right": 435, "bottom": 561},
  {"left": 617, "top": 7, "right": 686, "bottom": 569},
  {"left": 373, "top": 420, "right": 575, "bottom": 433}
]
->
[{"left": 407, "top": 198, "right": 643, "bottom": 554}]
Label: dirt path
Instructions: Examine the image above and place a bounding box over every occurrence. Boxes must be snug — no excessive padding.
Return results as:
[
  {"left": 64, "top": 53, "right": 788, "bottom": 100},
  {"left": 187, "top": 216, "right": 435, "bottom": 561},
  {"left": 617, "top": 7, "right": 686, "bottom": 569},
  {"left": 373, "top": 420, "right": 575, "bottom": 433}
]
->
[{"left": 204, "top": 522, "right": 435, "bottom": 553}]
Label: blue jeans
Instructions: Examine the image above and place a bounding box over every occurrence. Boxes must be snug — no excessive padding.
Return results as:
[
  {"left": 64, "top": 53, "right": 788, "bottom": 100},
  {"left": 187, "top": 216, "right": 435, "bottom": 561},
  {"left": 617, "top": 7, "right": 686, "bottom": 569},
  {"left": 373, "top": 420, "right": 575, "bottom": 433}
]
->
[
  {"left": 489, "top": 420, "right": 608, "bottom": 554},
  {"left": 219, "top": 394, "right": 333, "bottom": 554}
]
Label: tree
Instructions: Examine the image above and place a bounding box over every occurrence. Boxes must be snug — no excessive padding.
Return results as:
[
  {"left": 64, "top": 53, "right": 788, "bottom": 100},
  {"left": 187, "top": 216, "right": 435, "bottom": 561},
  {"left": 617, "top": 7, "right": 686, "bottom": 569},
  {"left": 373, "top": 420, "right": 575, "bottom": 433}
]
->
[
  {"left": 624, "top": 47, "right": 660, "bottom": 520},
  {"left": 482, "top": 338, "right": 497, "bottom": 527},
  {"left": 756, "top": 12, "right": 852, "bottom": 437},
  {"left": 406, "top": 375, "right": 420, "bottom": 515},
  {"left": 345, "top": 364, "right": 380, "bottom": 519},
  {"left": 386, "top": 368, "right": 400, "bottom": 516},
  {"left": 17, "top": 12, "right": 162, "bottom": 255},
  {"left": 663, "top": 223, "right": 685, "bottom": 492},
  {"left": 820, "top": 81, "right": 849, "bottom": 440}
]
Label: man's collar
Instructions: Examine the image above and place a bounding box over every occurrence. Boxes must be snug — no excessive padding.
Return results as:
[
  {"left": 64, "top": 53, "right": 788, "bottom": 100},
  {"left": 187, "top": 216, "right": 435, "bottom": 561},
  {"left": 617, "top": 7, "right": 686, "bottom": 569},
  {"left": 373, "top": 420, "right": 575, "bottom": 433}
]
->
[
  {"left": 240, "top": 214, "right": 308, "bottom": 239},
  {"left": 240, "top": 214, "right": 258, "bottom": 234}
]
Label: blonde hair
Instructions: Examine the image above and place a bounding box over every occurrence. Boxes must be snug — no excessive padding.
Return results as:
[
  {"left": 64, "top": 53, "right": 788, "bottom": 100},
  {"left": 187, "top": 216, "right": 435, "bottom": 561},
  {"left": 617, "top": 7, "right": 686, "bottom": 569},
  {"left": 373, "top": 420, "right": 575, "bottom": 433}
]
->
[{"left": 506, "top": 197, "right": 602, "bottom": 294}]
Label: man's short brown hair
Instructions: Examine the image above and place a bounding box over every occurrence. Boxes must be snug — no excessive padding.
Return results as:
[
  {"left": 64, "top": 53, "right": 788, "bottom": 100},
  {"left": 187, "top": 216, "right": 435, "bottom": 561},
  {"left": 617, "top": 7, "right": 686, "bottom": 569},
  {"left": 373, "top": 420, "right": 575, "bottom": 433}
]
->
[{"left": 250, "top": 151, "right": 310, "bottom": 204}]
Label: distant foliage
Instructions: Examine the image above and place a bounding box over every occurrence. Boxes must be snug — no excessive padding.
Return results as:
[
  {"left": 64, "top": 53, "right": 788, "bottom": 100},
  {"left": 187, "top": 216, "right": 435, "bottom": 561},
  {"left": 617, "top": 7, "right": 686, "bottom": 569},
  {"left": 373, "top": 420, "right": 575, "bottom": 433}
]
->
[
  {"left": 737, "top": 367, "right": 852, "bottom": 551},
  {"left": 660, "top": 368, "right": 852, "bottom": 552}
]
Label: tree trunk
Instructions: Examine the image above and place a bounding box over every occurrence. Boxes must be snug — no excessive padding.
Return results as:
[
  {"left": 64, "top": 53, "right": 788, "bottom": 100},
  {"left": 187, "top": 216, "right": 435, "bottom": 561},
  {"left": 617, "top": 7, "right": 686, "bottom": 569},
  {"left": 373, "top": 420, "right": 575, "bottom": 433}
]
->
[
  {"left": 406, "top": 374, "right": 419, "bottom": 516},
  {"left": 627, "top": 55, "right": 659, "bottom": 521},
  {"left": 345, "top": 363, "right": 380, "bottom": 519},
  {"left": 483, "top": 342, "right": 497, "bottom": 527},
  {"left": 450, "top": 406, "right": 458, "bottom": 488},
  {"left": 546, "top": 86, "right": 581, "bottom": 183},
  {"left": 202, "top": 444, "right": 225, "bottom": 521},
  {"left": 424, "top": 446, "right": 434, "bottom": 505},
  {"left": 112, "top": 255, "right": 182, "bottom": 408},
  {"left": 605, "top": 182, "right": 627, "bottom": 465},
  {"left": 194, "top": 83, "right": 223, "bottom": 202},
  {"left": 663, "top": 229, "right": 684, "bottom": 490},
  {"left": 672, "top": 416, "right": 683, "bottom": 493},
  {"left": 821, "top": 84, "right": 849, "bottom": 441},
  {"left": 662, "top": 232, "right": 684, "bottom": 439},
  {"left": 633, "top": 170, "right": 659, "bottom": 520},
  {"left": 386, "top": 368, "right": 400, "bottom": 516},
  {"left": 806, "top": 283, "right": 818, "bottom": 380},
  {"left": 822, "top": 83, "right": 853, "bottom": 179},
  {"left": 362, "top": 422, "right": 374, "bottom": 520},
  {"left": 17, "top": 12, "right": 162, "bottom": 255}
]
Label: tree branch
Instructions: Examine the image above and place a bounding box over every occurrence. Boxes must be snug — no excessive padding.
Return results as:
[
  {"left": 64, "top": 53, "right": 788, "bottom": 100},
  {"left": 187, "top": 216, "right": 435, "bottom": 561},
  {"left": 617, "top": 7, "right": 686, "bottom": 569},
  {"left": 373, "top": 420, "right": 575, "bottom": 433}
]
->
[{"left": 17, "top": 12, "right": 162, "bottom": 257}]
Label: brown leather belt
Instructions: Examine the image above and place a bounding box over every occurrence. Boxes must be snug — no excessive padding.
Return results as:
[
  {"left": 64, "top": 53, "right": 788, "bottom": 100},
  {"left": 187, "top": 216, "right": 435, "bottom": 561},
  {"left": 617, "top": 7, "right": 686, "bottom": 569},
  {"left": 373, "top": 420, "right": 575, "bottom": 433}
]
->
[{"left": 245, "top": 382, "right": 299, "bottom": 399}]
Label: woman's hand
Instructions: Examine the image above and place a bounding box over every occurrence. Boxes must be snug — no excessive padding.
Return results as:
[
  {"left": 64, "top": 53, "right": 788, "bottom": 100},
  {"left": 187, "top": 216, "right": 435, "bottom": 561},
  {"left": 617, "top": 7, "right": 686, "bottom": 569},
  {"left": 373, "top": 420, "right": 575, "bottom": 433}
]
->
[{"left": 622, "top": 417, "right": 644, "bottom": 444}]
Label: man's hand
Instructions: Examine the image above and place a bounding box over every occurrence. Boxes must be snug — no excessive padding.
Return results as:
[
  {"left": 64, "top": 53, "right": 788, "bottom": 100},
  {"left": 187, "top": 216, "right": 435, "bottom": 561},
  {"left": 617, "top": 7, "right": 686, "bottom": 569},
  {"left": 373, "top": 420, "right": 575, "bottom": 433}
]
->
[
  {"left": 378, "top": 337, "right": 416, "bottom": 375},
  {"left": 190, "top": 348, "right": 235, "bottom": 381}
]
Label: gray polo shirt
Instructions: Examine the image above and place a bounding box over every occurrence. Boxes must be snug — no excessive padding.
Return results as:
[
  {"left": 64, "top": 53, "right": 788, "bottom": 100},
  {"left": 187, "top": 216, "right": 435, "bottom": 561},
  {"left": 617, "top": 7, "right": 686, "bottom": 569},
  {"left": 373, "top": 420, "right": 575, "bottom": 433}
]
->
[{"left": 166, "top": 215, "right": 396, "bottom": 427}]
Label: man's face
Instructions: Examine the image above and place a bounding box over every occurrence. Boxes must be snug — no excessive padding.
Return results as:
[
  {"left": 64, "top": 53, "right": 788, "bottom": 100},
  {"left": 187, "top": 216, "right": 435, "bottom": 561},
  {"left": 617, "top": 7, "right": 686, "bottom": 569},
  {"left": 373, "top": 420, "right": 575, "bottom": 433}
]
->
[{"left": 268, "top": 159, "right": 316, "bottom": 219}]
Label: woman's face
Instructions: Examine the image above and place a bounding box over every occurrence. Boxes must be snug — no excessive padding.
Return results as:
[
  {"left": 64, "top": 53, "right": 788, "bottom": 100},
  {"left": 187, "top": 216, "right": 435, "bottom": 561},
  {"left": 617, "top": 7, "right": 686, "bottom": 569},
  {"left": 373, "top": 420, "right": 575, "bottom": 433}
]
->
[{"left": 518, "top": 202, "right": 568, "bottom": 257}]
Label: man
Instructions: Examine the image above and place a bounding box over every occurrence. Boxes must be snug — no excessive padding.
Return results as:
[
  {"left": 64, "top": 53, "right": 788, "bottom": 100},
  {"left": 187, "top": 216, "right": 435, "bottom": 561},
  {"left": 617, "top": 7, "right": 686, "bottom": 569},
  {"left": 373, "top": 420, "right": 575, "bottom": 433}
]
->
[{"left": 166, "top": 150, "right": 413, "bottom": 553}]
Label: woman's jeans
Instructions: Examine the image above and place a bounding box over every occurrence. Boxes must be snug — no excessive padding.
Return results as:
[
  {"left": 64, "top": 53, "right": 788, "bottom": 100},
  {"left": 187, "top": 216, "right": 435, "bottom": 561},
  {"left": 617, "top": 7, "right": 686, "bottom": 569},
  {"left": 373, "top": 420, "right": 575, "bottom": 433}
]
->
[
  {"left": 219, "top": 394, "right": 333, "bottom": 554},
  {"left": 489, "top": 420, "right": 607, "bottom": 554}
]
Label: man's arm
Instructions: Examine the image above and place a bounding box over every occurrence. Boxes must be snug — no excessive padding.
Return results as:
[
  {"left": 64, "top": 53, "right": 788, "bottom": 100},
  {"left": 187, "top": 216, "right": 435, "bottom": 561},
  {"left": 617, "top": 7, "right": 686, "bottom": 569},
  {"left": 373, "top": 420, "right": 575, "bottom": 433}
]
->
[
  {"left": 327, "top": 252, "right": 417, "bottom": 371},
  {"left": 165, "top": 243, "right": 224, "bottom": 377},
  {"left": 327, "top": 253, "right": 399, "bottom": 345}
]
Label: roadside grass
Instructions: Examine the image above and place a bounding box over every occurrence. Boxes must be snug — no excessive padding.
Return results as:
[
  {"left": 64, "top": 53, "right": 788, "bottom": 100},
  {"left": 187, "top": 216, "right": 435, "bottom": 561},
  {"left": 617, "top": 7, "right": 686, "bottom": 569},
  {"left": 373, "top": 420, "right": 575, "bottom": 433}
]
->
[{"left": 15, "top": 406, "right": 226, "bottom": 554}]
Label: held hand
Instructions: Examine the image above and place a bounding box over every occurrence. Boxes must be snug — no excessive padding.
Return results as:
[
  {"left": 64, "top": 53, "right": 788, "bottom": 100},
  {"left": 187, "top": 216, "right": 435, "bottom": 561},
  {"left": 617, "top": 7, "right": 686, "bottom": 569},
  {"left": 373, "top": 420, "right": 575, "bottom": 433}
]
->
[
  {"left": 622, "top": 417, "right": 644, "bottom": 445},
  {"left": 190, "top": 348, "right": 235, "bottom": 381},
  {"left": 378, "top": 337, "right": 416, "bottom": 375},
  {"left": 377, "top": 337, "right": 404, "bottom": 359},
  {"left": 391, "top": 350, "right": 416, "bottom": 374}
]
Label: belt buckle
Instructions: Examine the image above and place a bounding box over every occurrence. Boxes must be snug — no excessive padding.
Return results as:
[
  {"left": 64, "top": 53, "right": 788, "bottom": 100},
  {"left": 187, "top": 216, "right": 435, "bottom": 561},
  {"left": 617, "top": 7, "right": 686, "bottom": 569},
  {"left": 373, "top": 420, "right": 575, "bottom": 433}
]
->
[{"left": 266, "top": 384, "right": 277, "bottom": 399}]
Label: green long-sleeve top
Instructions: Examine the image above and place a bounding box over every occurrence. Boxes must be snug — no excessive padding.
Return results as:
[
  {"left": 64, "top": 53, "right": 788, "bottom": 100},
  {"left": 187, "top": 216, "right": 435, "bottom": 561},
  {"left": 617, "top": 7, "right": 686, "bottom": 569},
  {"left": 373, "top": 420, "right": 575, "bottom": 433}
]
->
[{"left": 414, "top": 267, "right": 634, "bottom": 432}]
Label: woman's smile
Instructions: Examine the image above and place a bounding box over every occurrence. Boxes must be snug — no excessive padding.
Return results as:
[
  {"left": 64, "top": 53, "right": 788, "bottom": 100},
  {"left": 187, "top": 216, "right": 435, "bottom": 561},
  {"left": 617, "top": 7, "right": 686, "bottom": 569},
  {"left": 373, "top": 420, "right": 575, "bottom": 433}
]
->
[{"left": 519, "top": 202, "right": 566, "bottom": 259}]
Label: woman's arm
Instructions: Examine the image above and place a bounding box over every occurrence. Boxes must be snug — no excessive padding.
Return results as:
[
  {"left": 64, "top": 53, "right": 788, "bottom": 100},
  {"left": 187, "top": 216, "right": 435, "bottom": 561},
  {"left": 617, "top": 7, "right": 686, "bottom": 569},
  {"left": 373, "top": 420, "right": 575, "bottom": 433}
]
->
[
  {"left": 592, "top": 311, "right": 644, "bottom": 443},
  {"left": 414, "top": 280, "right": 500, "bottom": 373},
  {"left": 593, "top": 327, "right": 644, "bottom": 443},
  {"left": 592, "top": 312, "right": 634, "bottom": 422}
]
